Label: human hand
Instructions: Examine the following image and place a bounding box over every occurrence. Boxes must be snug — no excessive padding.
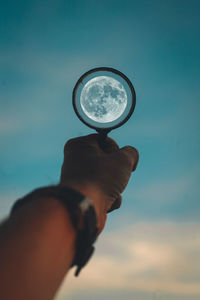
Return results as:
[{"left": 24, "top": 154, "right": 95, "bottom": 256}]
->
[{"left": 60, "top": 134, "right": 139, "bottom": 232}]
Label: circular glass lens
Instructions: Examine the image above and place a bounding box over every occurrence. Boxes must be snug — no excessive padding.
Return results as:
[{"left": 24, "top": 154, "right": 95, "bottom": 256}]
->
[
  {"left": 80, "top": 76, "right": 127, "bottom": 123},
  {"left": 73, "top": 67, "right": 136, "bottom": 131}
]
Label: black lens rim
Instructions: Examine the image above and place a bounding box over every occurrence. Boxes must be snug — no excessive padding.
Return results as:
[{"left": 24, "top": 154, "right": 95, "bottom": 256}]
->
[{"left": 72, "top": 67, "right": 136, "bottom": 133}]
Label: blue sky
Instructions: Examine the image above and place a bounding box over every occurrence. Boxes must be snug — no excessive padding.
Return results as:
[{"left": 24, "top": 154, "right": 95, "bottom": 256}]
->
[{"left": 0, "top": 0, "right": 200, "bottom": 299}]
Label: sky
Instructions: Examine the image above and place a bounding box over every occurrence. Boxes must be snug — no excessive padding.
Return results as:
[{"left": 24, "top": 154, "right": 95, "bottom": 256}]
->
[{"left": 0, "top": 0, "right": 200, "bottom": 299}]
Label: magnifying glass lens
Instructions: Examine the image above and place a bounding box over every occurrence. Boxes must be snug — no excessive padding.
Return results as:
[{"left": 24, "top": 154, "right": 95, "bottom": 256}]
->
[
  {"left": 73, "top": 67, "right": 136, "bottom": 132},
  {"left": 80, "top": 76, "right": 127, "bottom": 123}
]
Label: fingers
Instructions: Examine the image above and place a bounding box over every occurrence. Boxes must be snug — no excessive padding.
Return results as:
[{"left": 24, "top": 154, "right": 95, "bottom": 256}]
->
[
  {"left": 64, "top": 134, "right": 119, "bottom": 153},
  {"left": 100, "top": 136, "right": 119, "bottom": 153},
  {"left": 119, "top": 146, "right": 139, "bottom": 172},
  {"left": 64, "top": 135, "right": 139, "bottom": 171},
  {"left": 107, "top": 194, "right": 122, "bottom": 213},
  {"left": 64, "top": 134, "right": 98, "bottom": 148},
  {"left": 64, "top": 134, "right": 98, "bottom": 154}
]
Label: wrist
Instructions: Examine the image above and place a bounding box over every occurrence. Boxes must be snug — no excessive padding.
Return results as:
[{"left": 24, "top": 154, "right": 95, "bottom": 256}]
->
[
  {"left": 61, "top": 181, "right": 107, "bottom": 233},
  {"left": 11, "top": 185, "right": 99, "bottom": 276}
]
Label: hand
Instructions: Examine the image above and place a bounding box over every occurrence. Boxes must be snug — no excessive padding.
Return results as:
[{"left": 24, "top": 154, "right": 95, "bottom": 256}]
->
[{"left": 60, "top": 134, "right": 139, "bottom": 232}]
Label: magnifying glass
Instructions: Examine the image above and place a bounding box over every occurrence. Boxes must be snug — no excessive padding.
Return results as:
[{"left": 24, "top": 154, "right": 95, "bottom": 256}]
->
[{"left": 73, "top": 67, "right": 136, "bottom": 147}]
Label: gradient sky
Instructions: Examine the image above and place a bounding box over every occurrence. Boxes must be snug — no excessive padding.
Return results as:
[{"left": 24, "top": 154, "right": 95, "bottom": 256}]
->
[{"left": 0, "top": 0, "right": 200, "bottom": 299}]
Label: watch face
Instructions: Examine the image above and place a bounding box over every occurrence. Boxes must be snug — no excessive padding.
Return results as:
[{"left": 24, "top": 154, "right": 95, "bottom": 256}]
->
[{"left": 73, "top": 67, "right": 136, "bottom": 132}]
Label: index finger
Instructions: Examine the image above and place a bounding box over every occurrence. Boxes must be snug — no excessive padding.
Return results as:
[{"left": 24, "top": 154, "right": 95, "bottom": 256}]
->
[{"left": 64, "top": 134, "right": 119, "bottom": 153}]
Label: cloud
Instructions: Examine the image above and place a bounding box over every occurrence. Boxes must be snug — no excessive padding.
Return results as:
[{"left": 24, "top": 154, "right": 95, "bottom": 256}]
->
[
  {"left": 132, "top": 168, "right": 198, "bottom": 205},
  {"left": 0, "top": 48, "right": 112, "bottom": 137},
  {"left": 56, "top": 222, "right": 200, "bottom": 299},
  {"left": 113, "top": 165, "right": 200, "bottom": 224}
]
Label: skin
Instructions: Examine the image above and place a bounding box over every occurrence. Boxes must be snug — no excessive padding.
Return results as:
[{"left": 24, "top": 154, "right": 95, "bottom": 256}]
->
[{"left": 0, "top": 134, "right": 139, "bottom": 300}]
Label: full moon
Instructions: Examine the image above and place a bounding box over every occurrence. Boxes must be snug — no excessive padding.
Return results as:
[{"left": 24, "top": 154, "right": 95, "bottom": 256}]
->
[{"left": 80, "top": 76, "right": 127, "bottom": 123}]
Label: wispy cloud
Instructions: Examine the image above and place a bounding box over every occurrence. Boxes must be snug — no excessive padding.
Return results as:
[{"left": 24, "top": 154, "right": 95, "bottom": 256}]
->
[
  {"left": 0, "top": 49, "right": 112, "bottom": 137},
  {"left": 57, "top": 222, "right": 200, "bottom": 299},
  {"left": 132, "top": 166, "right": 199, "bottom": 205}
]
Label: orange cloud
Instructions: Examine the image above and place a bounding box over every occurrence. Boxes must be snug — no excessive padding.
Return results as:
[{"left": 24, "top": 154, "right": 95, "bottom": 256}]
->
[{"left": 56, "top": 222, "right": 200, "bottom": 299}]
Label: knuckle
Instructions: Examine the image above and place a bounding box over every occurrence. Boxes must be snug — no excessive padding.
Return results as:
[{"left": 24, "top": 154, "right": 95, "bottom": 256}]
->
[
  {"left": 63, "top": 138, "right": 77, "bottom": 152},
  {"left": 124, "top": 146, "right": 139, "bottom": 162}
]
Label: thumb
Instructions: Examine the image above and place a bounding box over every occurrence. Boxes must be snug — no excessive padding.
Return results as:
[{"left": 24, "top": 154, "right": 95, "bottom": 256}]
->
[
  {"left": 107, "top": 194, "right": 122, "bottom": 213},
  {"left": 119, "top": 146, "right": 139, "bottom": 172}
]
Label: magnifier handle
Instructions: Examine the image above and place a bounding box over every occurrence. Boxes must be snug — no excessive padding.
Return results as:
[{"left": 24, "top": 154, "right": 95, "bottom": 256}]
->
[{"left": 97, "top": 131, "right": 108, "bottom": 150}]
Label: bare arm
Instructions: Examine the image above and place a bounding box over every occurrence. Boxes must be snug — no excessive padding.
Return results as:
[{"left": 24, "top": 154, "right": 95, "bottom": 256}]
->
[
  {"left": 0, "top": 197, "right": 77, "bottom": 300},
  {"left": 0, "top": 134, "right": 139, "bottom": 300},
  {"left": 0, "top": 183, "right": 109, "bottom": 300}
]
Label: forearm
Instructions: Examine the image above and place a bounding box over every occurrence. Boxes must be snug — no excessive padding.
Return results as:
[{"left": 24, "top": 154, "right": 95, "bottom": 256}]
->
[
  {"left": 0, "top": 197, "right": 76, "bottom": 300},
  {"left": 0, "top": 133, "right": 138, "bottom": 299}
]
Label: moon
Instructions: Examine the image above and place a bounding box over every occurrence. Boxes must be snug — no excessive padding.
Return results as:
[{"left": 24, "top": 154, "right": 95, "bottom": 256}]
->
[{"left": 80, "top": 76, "right": 127, "bottom": 123}]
